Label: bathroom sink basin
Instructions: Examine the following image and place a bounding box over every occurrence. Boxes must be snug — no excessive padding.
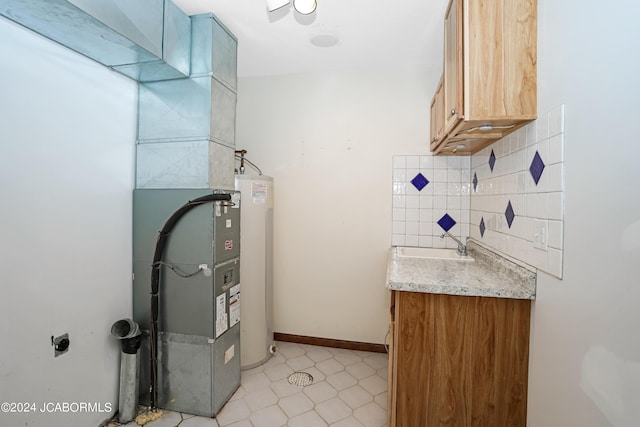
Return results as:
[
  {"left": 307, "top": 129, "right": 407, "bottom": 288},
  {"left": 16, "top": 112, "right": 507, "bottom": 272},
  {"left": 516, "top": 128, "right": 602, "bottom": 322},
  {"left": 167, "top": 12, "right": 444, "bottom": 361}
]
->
[{"left": 394, "top": 246, "right": 474, "bottom": 261}]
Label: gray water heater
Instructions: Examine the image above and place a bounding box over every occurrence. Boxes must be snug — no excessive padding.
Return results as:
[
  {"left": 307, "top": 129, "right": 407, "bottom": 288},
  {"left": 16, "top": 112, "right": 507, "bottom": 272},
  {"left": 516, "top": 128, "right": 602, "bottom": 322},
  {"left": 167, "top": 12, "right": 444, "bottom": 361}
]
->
[{"left": 235, "top": 175, "right": 274, "bottom": 369}]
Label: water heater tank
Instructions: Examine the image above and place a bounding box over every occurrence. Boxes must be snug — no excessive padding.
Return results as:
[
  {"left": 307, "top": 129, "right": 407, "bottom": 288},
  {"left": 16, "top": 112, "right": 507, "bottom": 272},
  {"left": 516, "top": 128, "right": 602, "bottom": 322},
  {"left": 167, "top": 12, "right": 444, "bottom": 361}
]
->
[{"left": 235, "top": 175, "right": 274, "bottom": 369}]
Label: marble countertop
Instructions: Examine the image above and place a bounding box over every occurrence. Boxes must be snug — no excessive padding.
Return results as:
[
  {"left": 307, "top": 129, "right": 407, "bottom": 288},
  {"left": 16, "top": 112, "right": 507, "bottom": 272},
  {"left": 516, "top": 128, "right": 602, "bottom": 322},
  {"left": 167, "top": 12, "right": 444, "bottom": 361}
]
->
[{"left": 385, "top": 240, "right": 536, "bottom": 300}]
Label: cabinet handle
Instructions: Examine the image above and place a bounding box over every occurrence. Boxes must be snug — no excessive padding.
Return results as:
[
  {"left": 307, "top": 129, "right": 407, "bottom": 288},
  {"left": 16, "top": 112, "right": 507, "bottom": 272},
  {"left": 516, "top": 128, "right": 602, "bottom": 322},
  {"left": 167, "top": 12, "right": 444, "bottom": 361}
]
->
[
  {"left": 431, "top": 137, "right": 436, "bottom": 143},
  {"left": 450, "top": 109, "right": 457, "bottom": 116}
]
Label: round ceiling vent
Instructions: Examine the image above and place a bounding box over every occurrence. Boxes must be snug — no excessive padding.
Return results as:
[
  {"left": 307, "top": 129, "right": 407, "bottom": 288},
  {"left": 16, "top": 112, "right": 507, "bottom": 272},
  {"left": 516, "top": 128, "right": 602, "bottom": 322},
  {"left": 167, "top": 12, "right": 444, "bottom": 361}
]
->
[{"left": 310, "top": 34, "right": 340, "bottom": 48}]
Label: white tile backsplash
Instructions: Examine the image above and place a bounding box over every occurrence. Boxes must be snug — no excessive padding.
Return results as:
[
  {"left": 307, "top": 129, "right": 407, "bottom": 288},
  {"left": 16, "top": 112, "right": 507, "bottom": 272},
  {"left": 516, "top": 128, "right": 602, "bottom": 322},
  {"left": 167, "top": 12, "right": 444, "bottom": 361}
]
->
[
  {"left": 391, "top": 105, "right": 566, "bottom": 279},
  {"left": 392, "top": 155, "right": 471, "bottom": 249},
  {"left": 470, "top": 105, "right": 566, "bottom": 278}
]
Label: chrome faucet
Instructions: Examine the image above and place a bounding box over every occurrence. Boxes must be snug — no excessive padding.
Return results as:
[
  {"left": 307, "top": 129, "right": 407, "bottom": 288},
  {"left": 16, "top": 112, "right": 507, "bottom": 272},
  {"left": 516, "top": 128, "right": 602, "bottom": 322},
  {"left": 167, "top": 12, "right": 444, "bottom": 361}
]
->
[{"left": 440, "top": 232, "right": 467, "bottom": 256}]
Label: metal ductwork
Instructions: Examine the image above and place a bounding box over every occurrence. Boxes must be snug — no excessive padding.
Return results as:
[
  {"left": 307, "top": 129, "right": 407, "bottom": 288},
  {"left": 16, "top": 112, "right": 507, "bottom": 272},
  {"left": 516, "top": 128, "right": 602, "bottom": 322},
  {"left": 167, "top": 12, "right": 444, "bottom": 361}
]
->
[
  {"left": 136, "top": 13, "right": 238, "bottom": 191},
  {"left": 0, "top": 0, "right": 238, "bottom": 191},
  {"left": 0, "top": 0, "right": 190, "bottom": 82}
]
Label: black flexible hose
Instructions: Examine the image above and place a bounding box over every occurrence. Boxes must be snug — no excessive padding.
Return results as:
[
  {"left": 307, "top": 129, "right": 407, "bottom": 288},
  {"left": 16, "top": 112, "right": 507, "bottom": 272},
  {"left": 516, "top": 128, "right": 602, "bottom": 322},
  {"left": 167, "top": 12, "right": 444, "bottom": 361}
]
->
[{"left": 149, "top": 193, "right": 232, "bottom": 409}]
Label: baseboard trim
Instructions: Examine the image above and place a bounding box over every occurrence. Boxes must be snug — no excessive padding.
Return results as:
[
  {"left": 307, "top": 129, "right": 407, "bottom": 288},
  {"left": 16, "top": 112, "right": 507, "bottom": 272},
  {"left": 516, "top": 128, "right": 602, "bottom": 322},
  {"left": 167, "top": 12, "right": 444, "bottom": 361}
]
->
[{"left": 274, "top": 332, "right": 387, "bottom": 354}]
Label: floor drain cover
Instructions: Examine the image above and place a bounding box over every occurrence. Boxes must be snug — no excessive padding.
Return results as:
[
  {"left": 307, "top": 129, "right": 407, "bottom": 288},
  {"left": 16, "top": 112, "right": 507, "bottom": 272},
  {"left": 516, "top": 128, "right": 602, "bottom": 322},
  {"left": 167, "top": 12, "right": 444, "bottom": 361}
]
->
[{"left": 288, "top": 371, "right": 314, "bottom": 387}]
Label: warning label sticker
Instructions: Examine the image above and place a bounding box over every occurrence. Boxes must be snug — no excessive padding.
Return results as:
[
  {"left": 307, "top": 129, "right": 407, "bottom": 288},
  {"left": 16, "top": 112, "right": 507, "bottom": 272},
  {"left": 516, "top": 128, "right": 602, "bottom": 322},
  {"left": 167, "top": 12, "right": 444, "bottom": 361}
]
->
[
  {"left": 252, "top": 182, "right": 268, "bottom": 204},
  {"left": 215, "top": 293, "right": 228, "bottom": 338},
  {"left": 229, "top": 284, "right": 240, "bottom": 327}
]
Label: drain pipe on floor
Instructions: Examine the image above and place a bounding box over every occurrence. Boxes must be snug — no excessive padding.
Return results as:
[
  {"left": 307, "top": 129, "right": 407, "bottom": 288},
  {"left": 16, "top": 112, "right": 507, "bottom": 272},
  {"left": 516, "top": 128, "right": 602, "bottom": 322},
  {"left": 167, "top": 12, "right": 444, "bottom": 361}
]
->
[{"left": 110, "top": 318, "right": 142, "bottom": 424}]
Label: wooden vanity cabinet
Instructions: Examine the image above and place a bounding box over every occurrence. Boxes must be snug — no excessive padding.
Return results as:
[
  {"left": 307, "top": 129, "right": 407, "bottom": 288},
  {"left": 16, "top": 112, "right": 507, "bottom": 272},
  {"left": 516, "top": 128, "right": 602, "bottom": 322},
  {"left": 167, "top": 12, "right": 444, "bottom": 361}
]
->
[
  {"left": 433, "top": 0, "right": 537, "bottom": 155},
  {"left": 388, "top": 290, "right": 531, "bottom": 426}
]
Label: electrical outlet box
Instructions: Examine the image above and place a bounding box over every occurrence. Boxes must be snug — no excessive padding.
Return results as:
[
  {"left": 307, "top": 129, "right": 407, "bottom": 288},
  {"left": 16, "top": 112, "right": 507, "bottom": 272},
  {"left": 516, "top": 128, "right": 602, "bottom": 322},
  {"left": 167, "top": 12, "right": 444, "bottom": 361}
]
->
[
  {"left": 52, "top": 333, "right": 70, "bottom": 357},
  {"left": 533, "top": 219, "right": 548, "bottom": 251}
]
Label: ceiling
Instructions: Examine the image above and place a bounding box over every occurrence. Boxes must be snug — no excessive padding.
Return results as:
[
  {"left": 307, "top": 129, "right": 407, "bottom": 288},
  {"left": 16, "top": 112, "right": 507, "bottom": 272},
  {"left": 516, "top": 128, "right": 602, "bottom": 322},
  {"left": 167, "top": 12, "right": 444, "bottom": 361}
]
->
[{"left": 172, "top": 0, "right": 450, "bottom": 77}]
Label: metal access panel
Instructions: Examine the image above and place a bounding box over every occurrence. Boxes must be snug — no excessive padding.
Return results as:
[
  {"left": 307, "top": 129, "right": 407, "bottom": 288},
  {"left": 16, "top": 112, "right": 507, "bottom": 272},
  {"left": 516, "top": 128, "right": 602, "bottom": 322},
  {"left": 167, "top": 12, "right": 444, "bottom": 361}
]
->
[{"left": 138, "top": 327, "right": 240, "bottom": 417}]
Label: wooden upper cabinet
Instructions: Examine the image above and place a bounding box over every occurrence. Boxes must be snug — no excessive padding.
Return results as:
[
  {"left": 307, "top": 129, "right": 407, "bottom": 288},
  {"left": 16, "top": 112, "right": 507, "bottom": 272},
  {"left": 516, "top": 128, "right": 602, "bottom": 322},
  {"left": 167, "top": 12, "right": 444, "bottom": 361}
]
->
[
  {"left": 443, "top": 0, "right": 463, "bottom": 138},
  {"left": 433, "top": 0, "right": 537, "bottom": 155},
  {"left": 429, "top": 75, "right": 445, "bottom": 151}
]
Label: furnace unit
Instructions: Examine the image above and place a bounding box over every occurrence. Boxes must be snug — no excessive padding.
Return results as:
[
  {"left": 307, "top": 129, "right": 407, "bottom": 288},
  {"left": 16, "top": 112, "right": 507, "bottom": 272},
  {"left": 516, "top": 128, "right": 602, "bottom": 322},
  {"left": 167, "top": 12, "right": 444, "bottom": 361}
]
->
[{"left": 132, "top": 188, "right": 241, "bottom": 417}]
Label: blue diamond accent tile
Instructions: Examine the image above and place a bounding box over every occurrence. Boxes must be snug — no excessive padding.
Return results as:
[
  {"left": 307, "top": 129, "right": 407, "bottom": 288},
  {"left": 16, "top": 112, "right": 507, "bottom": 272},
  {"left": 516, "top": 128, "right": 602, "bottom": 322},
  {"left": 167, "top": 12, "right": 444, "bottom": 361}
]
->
[
  {"left": 489, "top": 149, "right": 496, "bottom": 172},
  {"left": 505, "top": 200, "right": 515, "bottom": 228},
  {"left": 473, "top": 172, "right": 478, "bottom": 192},
  {"left": 410, "top": 173, "right": 429, "bottom": 191},
  {"left": 479, "top": 217, "right": 486, "bottom": 237},
  {"left": 529, "top": 150, "right": 546, "bottom": 185},
  {"left": 437, "top": 213, "right": 457, "bottom": 232}
]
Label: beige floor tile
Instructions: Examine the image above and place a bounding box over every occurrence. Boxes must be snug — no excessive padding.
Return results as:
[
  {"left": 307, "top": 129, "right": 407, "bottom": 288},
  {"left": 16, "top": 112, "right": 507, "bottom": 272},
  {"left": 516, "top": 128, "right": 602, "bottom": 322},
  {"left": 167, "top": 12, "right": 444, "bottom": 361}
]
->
[
  {"left": 277, "top": 391, "right": 314, "bottom": 417},
  {"left": 338, "top": 385, "right": 374, "bottom": 409},
  {"left": 303, "top": 381, "right": 338, "bottom": 403},
  {"left": 301, "top": 365, "right": 326, "bottom": 383},
  {"left": 345, "top": 362, "right": 376, "bottom": 380},
  {"left": 229, "top": 386, "right": 246, "bottom": 401},
  {"left": 215, "top": 399, "right": 250, "bottom": 426},
  {"left": 249, "top": 404, "right": 287, "bottom": 427},
  {"left": 358, "top": 374, "right": 387, "bottom": 396},
  {"left": 362, "top": 354, "right": 388, "bottom": 370},
  {"left": 288, "top": 409, "right": 328, "bottom": 427},
  {"left": 240, "top": 372, "right": 271, "bottom": 392},
  {"left": 180, "top": 415, "right": 220, "bottom": 426},
  {"left": 316, "top": 358, "right": 345, "bottom": 376},
  {"left": 244, "top": 387, "right": 278, "bottom": 412},
  {"left": 353, "top": 402, "right": 386, "bottom": 427},
  {"left": 286, "top": 354, "right": 315, "bottom": 371},
  {"left": 141, "top": 342, "right": 387, "bottom": 427},
  {"left": 315, "top": 397, "right": 352, "bottom": 424},
  {"left": 333, "top": 351, "right": 362, "bottom": 367},
  {"left": 276, "top": 342, "right": 305, "bottom": 359},
  {"left": 326, "top": 371, "right": 357, "bottom": 391},
  {"left": 264, "top": 362, "right": 294, "bottom": 382},
  {"left": 269, "top": 378, "right": 302, "bottom": 398},
  {"left": 306, "top": 347, "right": 334, "bottom": 362},
  {"left": 329, "top": 416, "right": 365, "bottom": 427}
]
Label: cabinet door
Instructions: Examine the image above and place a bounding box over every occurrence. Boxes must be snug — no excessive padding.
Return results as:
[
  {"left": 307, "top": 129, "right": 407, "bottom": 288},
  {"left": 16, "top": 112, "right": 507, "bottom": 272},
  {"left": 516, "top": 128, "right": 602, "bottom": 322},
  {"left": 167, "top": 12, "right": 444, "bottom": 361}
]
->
[
  {"left": 470, "top": 297, "right": 530, "bottom": 426},
  {"left": 390, "top": 291, "right": 531, "bottom": 426},
  {"left": 393, "top": 291, "right": 475, "bottom": 426},
  {"left": 429, "top": 76, "right": 445, "bottom": 152},
  {"left": 443, "top": 0, "right": 463, "bottom": 136},
  {"left": 465, "top": 0, "right": 537, "bottom": 120}
]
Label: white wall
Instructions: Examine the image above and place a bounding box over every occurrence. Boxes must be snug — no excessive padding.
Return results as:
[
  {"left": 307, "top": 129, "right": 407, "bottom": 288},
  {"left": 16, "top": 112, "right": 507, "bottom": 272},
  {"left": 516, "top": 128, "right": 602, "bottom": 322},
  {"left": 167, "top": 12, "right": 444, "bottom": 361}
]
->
[
  {"left": 0, "top": 18, "right": 137, "bottom": 427},
  {"left": 236, "top": 68, "right": 440, "bottom": 344},
  {"left": 526, "top": 1, "right": 640, "bottom": 425},
  {"left": 237, "top": 1, "right": 640, "bottom": 424}
]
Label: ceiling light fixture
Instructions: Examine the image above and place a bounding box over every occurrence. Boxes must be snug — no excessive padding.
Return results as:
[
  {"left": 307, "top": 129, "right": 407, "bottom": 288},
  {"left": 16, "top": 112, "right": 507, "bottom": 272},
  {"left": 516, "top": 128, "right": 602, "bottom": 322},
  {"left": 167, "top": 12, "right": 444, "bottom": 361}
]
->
[
  {"left": 267, "top": 0, "right": 317, "bottom": 15},
  {"left": 267, "top": 0, "right": 289, "bottom": 12},
  {"left": 293, "top": 0, "right": 317, "bottom": 14}
]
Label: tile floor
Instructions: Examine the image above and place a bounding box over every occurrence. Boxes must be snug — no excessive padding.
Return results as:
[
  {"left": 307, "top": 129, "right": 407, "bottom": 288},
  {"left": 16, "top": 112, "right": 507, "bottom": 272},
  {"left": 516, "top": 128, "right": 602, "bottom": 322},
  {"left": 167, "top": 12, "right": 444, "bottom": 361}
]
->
[{"left": 106, "top": 341, "right": 388, "bottom": 427}]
